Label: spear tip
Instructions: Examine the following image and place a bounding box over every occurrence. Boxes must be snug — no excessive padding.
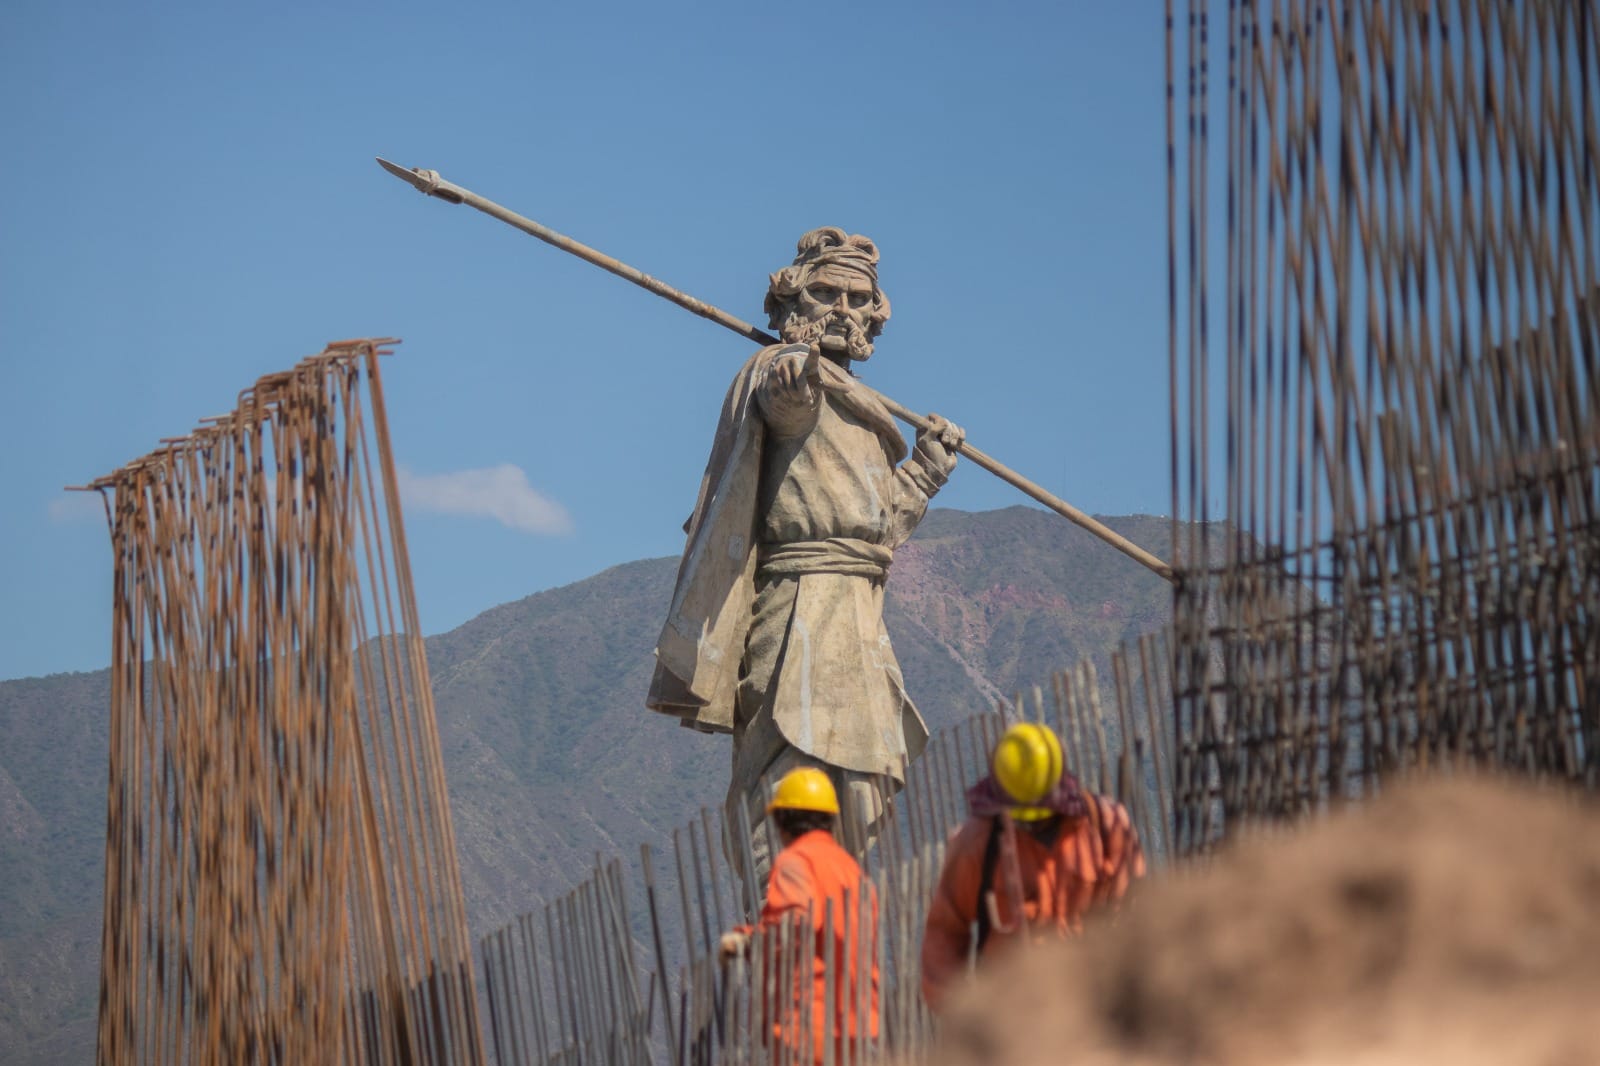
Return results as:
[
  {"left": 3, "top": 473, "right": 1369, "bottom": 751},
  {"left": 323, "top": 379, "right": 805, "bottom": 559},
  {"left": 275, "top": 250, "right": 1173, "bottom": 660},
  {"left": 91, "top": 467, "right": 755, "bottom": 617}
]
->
[{"left": 375, "top": 157, "right": 463, "bottom": 204}]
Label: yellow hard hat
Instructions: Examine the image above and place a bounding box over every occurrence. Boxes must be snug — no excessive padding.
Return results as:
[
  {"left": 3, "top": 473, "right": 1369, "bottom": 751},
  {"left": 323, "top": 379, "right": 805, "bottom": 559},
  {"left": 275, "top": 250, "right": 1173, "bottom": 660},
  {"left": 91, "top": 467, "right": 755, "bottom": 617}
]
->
[
  {"left": 767, "top": 767, "right": 841, "bottom": 815},
  {"left": 992, "top": 722, "right": 1064, "bottom": 821}
]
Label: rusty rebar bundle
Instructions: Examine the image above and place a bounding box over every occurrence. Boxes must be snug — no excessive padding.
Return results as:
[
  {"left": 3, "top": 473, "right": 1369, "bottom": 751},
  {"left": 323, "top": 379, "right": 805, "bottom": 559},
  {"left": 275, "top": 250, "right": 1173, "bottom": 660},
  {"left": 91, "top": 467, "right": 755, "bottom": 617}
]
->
[
  {"left": 1167, "top": 0, "right": 1600, "bottom": 851},
  {"left": 87, "top": 341, "right": 483, "bottom": 1064}
]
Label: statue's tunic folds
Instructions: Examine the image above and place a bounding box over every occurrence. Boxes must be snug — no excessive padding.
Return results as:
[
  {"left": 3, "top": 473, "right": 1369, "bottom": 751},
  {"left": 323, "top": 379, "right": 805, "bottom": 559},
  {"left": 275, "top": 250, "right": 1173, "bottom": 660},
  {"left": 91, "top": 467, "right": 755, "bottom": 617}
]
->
[{"left": 647, "top": 344, "right": 934, "bottom": 805}]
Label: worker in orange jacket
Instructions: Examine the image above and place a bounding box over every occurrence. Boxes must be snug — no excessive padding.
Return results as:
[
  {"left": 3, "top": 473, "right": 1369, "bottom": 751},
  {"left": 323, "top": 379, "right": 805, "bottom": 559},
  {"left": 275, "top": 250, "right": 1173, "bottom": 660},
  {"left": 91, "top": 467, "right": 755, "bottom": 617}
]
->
[
  {"left": 920, "top": 722, "right": 1145, "bottom": 1012},
  {"left": 720, "top": 767, "right": 879, "bottom": 1064}
]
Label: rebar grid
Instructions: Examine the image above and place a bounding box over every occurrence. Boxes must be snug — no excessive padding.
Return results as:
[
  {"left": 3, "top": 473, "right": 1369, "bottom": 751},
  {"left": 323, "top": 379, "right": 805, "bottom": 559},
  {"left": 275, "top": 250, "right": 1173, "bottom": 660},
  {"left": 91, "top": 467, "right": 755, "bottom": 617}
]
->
[{"left": 1168, "top": 0, "right": 1600, "bottom": 851}]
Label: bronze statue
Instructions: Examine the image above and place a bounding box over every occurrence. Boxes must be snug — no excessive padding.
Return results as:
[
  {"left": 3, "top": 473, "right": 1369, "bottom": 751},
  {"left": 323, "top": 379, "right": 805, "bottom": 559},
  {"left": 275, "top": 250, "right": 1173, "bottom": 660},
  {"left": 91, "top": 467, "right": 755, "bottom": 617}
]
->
[{"left": 648, "top": 228, "right": 963, "bottom": 879}]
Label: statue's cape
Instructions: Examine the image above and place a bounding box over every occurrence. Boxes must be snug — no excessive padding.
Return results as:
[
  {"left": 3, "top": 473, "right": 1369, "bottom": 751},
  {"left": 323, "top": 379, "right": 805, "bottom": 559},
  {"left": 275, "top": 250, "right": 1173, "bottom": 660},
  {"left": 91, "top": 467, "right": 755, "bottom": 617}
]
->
[{"left": 646, "top": 344, "right": 905, "bottom": 734}]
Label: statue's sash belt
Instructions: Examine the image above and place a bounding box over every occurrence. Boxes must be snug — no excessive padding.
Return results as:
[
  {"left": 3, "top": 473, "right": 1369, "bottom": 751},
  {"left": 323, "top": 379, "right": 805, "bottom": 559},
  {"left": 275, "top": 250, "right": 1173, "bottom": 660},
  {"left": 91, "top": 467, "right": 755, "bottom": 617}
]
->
[{"left": 756, "top": 538, "right": 892, "bottom": 580}]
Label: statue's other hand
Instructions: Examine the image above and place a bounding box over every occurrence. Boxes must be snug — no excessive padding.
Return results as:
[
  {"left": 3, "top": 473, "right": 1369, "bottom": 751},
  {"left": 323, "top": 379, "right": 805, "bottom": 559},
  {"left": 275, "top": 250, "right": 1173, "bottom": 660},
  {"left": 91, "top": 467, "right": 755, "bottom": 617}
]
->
[
  {"left": 917, "top": 414, "right": 965, "bottom": 476},
  {"left": 719, "top": 930, "right": 750, "bottom": 960}
]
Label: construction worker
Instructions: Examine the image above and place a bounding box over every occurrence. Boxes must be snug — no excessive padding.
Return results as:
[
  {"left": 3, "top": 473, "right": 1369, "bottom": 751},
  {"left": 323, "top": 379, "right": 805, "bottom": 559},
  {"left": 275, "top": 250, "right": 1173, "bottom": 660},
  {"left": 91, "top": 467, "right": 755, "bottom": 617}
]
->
[
  {"left": 920, "top": 722, "right": 1145, "bottom": 1012},
  {"left": 720, "top": 766, "right": 879, "bottom": 1064}
]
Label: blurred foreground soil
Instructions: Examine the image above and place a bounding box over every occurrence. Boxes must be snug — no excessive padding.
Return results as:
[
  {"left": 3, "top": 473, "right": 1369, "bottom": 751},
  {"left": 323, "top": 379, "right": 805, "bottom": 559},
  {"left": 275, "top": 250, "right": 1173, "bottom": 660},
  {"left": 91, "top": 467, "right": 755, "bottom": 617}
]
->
[{"left": 933, "top": 776, "right": 1600, "bottom": 1065}]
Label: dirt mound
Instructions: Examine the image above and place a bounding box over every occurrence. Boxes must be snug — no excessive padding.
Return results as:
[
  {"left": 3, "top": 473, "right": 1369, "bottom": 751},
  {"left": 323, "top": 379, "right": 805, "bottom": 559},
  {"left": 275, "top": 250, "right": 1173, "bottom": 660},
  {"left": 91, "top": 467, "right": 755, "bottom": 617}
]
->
[{"left": 933, "top": 776, "right": 1600, "bottom": 1065}]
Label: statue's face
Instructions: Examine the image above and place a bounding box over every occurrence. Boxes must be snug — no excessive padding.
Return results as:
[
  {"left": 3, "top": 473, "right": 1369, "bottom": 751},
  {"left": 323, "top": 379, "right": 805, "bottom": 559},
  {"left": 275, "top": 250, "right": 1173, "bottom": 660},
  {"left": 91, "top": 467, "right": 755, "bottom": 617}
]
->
[{"left": 782, "top": 265, "right": 879, "bottom": 360}]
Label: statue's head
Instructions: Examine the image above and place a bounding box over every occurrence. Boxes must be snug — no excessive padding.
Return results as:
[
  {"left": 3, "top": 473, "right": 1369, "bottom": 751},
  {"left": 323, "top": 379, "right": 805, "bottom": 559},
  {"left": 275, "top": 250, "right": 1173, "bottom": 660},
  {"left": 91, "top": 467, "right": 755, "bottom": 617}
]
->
[{"left": 764, "top": 227, "right": 892, "bottom": 361}]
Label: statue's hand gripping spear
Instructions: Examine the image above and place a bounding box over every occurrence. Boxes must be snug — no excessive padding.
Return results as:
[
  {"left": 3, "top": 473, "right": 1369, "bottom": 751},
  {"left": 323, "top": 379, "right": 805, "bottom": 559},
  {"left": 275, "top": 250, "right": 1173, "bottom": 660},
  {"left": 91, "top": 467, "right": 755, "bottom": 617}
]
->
[{"left": 376, "top": 158, "right": 1173, "bottom": 581}]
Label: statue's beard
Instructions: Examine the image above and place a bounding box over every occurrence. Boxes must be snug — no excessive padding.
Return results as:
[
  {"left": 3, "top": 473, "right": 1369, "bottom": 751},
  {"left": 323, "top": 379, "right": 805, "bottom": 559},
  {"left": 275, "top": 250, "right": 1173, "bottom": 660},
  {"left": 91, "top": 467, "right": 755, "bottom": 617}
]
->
[{"left": 780, "top": 310, "right": 874, "bottom": 361}]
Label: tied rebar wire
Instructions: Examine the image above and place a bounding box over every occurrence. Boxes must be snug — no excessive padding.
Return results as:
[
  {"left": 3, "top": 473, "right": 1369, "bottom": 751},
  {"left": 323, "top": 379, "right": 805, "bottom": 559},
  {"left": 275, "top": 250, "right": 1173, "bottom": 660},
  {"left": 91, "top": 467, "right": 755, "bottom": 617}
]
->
[
  {"left": 476, "top": 654, "right": 1171, "bottom": 1065},
  {"left": 1169, "top": 0, "right": 1600, "bottom": 853},
  {"left": 89, "top": 340, "right": 483, "bottom": 1065}
]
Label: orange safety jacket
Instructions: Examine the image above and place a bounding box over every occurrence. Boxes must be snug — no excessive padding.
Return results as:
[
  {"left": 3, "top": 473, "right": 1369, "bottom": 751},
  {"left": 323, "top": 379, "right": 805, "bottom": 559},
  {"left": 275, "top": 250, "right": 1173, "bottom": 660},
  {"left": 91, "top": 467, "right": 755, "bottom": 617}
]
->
[
  {"left": 920, "top": 784, "right": 1144, "bottom": 1012},
  {"left": 739, "top": 829, "right": 880, "bottom": 1063}
]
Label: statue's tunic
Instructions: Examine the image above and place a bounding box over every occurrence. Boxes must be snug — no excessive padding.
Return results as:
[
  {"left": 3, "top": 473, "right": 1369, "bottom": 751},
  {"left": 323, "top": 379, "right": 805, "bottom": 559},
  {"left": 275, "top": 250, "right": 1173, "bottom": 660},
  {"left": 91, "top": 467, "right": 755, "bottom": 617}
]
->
[{"left": 647, "top": 343, "right": 936, "bottom": 808}]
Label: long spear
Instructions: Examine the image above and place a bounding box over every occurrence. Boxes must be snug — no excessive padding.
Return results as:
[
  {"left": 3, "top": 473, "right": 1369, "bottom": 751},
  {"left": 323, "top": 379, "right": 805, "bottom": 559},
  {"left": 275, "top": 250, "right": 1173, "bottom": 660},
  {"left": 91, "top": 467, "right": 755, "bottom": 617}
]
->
[{"left": 375, "top": 158, "right": 1173, "bottom": 581}]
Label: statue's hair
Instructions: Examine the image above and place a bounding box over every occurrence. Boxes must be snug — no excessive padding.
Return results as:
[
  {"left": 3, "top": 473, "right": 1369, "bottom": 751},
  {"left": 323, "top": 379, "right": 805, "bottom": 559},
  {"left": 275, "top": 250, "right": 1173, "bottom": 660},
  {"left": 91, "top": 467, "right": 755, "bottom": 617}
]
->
[{"left": 764, "top": 226, "right": 892, "bottom": 339}]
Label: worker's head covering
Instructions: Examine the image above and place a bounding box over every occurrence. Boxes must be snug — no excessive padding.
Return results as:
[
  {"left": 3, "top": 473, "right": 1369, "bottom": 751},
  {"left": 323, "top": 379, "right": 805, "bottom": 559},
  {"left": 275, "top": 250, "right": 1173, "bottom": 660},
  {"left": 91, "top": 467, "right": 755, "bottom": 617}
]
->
[
  {"left": 767, "top": 766, "right": 841, "bottom": 815},
  {"left": 991, "top": 722, "right": 1064, "bottom": 820},
  {"left": 969, "top": 722, "right": 1087, "bottom": 822}
]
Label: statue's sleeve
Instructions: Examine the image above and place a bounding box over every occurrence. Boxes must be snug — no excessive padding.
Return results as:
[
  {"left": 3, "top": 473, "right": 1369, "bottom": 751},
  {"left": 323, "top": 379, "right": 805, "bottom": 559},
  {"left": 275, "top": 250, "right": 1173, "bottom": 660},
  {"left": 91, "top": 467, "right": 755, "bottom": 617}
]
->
[{"left": 887, "top": 441, "right": 950, "bottom": 547}]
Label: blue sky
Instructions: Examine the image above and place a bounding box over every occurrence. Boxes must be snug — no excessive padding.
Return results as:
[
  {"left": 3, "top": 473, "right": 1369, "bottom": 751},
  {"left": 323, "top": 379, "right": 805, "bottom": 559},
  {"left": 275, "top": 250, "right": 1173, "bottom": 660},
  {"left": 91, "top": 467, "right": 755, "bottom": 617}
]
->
[{"left": 1, "top": 1, "right": 1175, "bottom": 681}]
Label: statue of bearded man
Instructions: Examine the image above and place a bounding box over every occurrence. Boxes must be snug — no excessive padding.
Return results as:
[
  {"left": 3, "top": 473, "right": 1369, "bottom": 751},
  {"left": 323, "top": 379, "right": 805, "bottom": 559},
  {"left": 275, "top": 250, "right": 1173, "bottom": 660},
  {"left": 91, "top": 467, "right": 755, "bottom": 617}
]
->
[{"left": 647, "top": 227, "right": 963, "bottom": 883}]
